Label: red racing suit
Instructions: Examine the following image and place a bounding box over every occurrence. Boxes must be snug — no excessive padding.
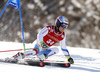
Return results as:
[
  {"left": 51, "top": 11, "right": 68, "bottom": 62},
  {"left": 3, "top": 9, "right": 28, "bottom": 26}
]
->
[{"left": 37, "top": 25, "right": 70, "bottom": 56}]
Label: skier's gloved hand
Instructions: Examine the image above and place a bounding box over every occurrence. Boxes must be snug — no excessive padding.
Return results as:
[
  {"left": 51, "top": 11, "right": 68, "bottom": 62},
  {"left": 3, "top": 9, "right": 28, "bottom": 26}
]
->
[
  {"left": 40, "top": 41, "right": 49, "bottom": 50},
  {"left": 66, "top": 56, "right": 74, "bottom": 64}
]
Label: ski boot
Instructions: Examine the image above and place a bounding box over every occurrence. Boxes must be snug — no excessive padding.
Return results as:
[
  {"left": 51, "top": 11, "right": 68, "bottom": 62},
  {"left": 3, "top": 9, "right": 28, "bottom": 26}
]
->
[{"left": 6, "top": 52, "right": 25, "bottom": 63}]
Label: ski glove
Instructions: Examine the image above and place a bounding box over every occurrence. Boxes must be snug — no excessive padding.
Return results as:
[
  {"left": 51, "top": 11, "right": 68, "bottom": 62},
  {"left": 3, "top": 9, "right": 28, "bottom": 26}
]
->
[
  {"left": 66, "top": 56, "right": 74, "bottom": 64},
  {"left": 40, "top": 41, "right": 49, "bottom": 50}
]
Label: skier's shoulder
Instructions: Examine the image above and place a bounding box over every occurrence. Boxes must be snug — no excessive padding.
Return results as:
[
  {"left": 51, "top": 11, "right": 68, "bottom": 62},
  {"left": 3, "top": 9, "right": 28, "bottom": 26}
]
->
[{"left": 46, "top": 25, "right": 55, "bottom": 29}]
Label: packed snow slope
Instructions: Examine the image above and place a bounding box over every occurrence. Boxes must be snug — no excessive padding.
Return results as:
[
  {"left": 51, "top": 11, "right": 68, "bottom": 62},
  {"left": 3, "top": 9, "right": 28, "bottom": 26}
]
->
[{"left": 0, "top": 41, "right": 100, "bottom": 72}]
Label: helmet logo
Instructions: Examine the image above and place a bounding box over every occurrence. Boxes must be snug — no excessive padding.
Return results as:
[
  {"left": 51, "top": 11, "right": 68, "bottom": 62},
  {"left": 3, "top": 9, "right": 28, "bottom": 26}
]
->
[
  {"left": 63, "top": 17, "right": 69, "bottom": 24},
  {"left": 64, "top": 20, "right": 69, "bottom": 24}
]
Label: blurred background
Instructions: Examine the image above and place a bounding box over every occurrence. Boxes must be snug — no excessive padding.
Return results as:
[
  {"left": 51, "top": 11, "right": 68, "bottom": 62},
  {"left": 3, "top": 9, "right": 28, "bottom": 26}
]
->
[{"left": 0, "top": 0, "right": 100, "bottom": 49}]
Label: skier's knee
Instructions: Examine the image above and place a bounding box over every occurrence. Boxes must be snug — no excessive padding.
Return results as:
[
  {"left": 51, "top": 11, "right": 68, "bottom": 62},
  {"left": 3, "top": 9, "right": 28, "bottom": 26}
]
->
[{"left": 54, "top": 48, "right": 59, "bottom": 54}]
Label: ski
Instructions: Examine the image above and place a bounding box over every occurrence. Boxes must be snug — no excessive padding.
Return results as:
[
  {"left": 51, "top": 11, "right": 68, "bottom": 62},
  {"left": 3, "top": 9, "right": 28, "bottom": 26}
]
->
[
  {"left": 25, "top": 59, "right": 70, "bottom": 67},
  {"left": 43, "top": 60, "right": 70, "bottom": 67},
  {"left": 0, "top": 58, "right": 70, "bottom": 68}
]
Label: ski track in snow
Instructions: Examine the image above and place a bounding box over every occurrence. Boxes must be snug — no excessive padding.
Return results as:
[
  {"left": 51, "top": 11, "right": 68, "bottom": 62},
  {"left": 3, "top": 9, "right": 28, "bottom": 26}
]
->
[{"left": 0, "top": 41, "right": 100, "bottom": 72}]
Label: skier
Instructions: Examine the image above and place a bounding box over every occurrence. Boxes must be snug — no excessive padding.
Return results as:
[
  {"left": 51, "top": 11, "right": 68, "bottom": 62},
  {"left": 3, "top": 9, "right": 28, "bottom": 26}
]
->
[{"left": 12, "top": 16, "right": 74, "bottom": 64}]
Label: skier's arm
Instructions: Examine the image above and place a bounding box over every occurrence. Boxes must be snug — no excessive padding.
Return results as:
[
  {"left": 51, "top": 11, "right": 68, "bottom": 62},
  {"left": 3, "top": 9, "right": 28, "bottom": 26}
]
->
[
  {"left": 37, "top": 27, "right": 48, "bottom": 43},
  {"left": 37, "top": 27, "right": 49, "bottom": 50},
  {"left": 60, "top": 36, "right": 74, "bottom": 64},
  {"left": 60, "top": 36, "right": 70, "bottom": 56}
]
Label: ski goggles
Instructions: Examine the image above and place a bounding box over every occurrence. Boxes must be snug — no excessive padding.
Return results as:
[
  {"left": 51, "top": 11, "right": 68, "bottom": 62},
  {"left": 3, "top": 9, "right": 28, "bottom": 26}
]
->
[{"left": 61, "top": 23, "right": 68, "bottom": 28}]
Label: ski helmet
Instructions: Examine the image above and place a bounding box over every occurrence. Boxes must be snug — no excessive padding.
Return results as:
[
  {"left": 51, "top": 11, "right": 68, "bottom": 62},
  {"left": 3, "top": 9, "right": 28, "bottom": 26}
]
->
[{"left": 55, "top": 16, "right": 69, "bottom": 28}]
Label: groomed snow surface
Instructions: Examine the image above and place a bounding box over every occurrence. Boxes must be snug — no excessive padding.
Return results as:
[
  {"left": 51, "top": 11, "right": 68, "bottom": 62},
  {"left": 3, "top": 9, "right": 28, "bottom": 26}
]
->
[{"left": 0, "top": 41, "right": 100, "bottom": 72}]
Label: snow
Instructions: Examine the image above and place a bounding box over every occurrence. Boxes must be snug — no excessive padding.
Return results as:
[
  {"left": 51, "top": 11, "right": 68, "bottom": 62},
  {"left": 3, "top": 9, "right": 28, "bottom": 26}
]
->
[{"left": 0, "top": 41, "right": 100, "bottom": 72}]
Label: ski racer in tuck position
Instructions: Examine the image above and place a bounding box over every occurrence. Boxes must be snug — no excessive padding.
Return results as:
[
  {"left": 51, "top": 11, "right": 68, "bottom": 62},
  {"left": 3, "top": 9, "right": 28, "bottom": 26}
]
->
[{"left": 12, "top": 16, "right": 74, "bottom": 64}]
